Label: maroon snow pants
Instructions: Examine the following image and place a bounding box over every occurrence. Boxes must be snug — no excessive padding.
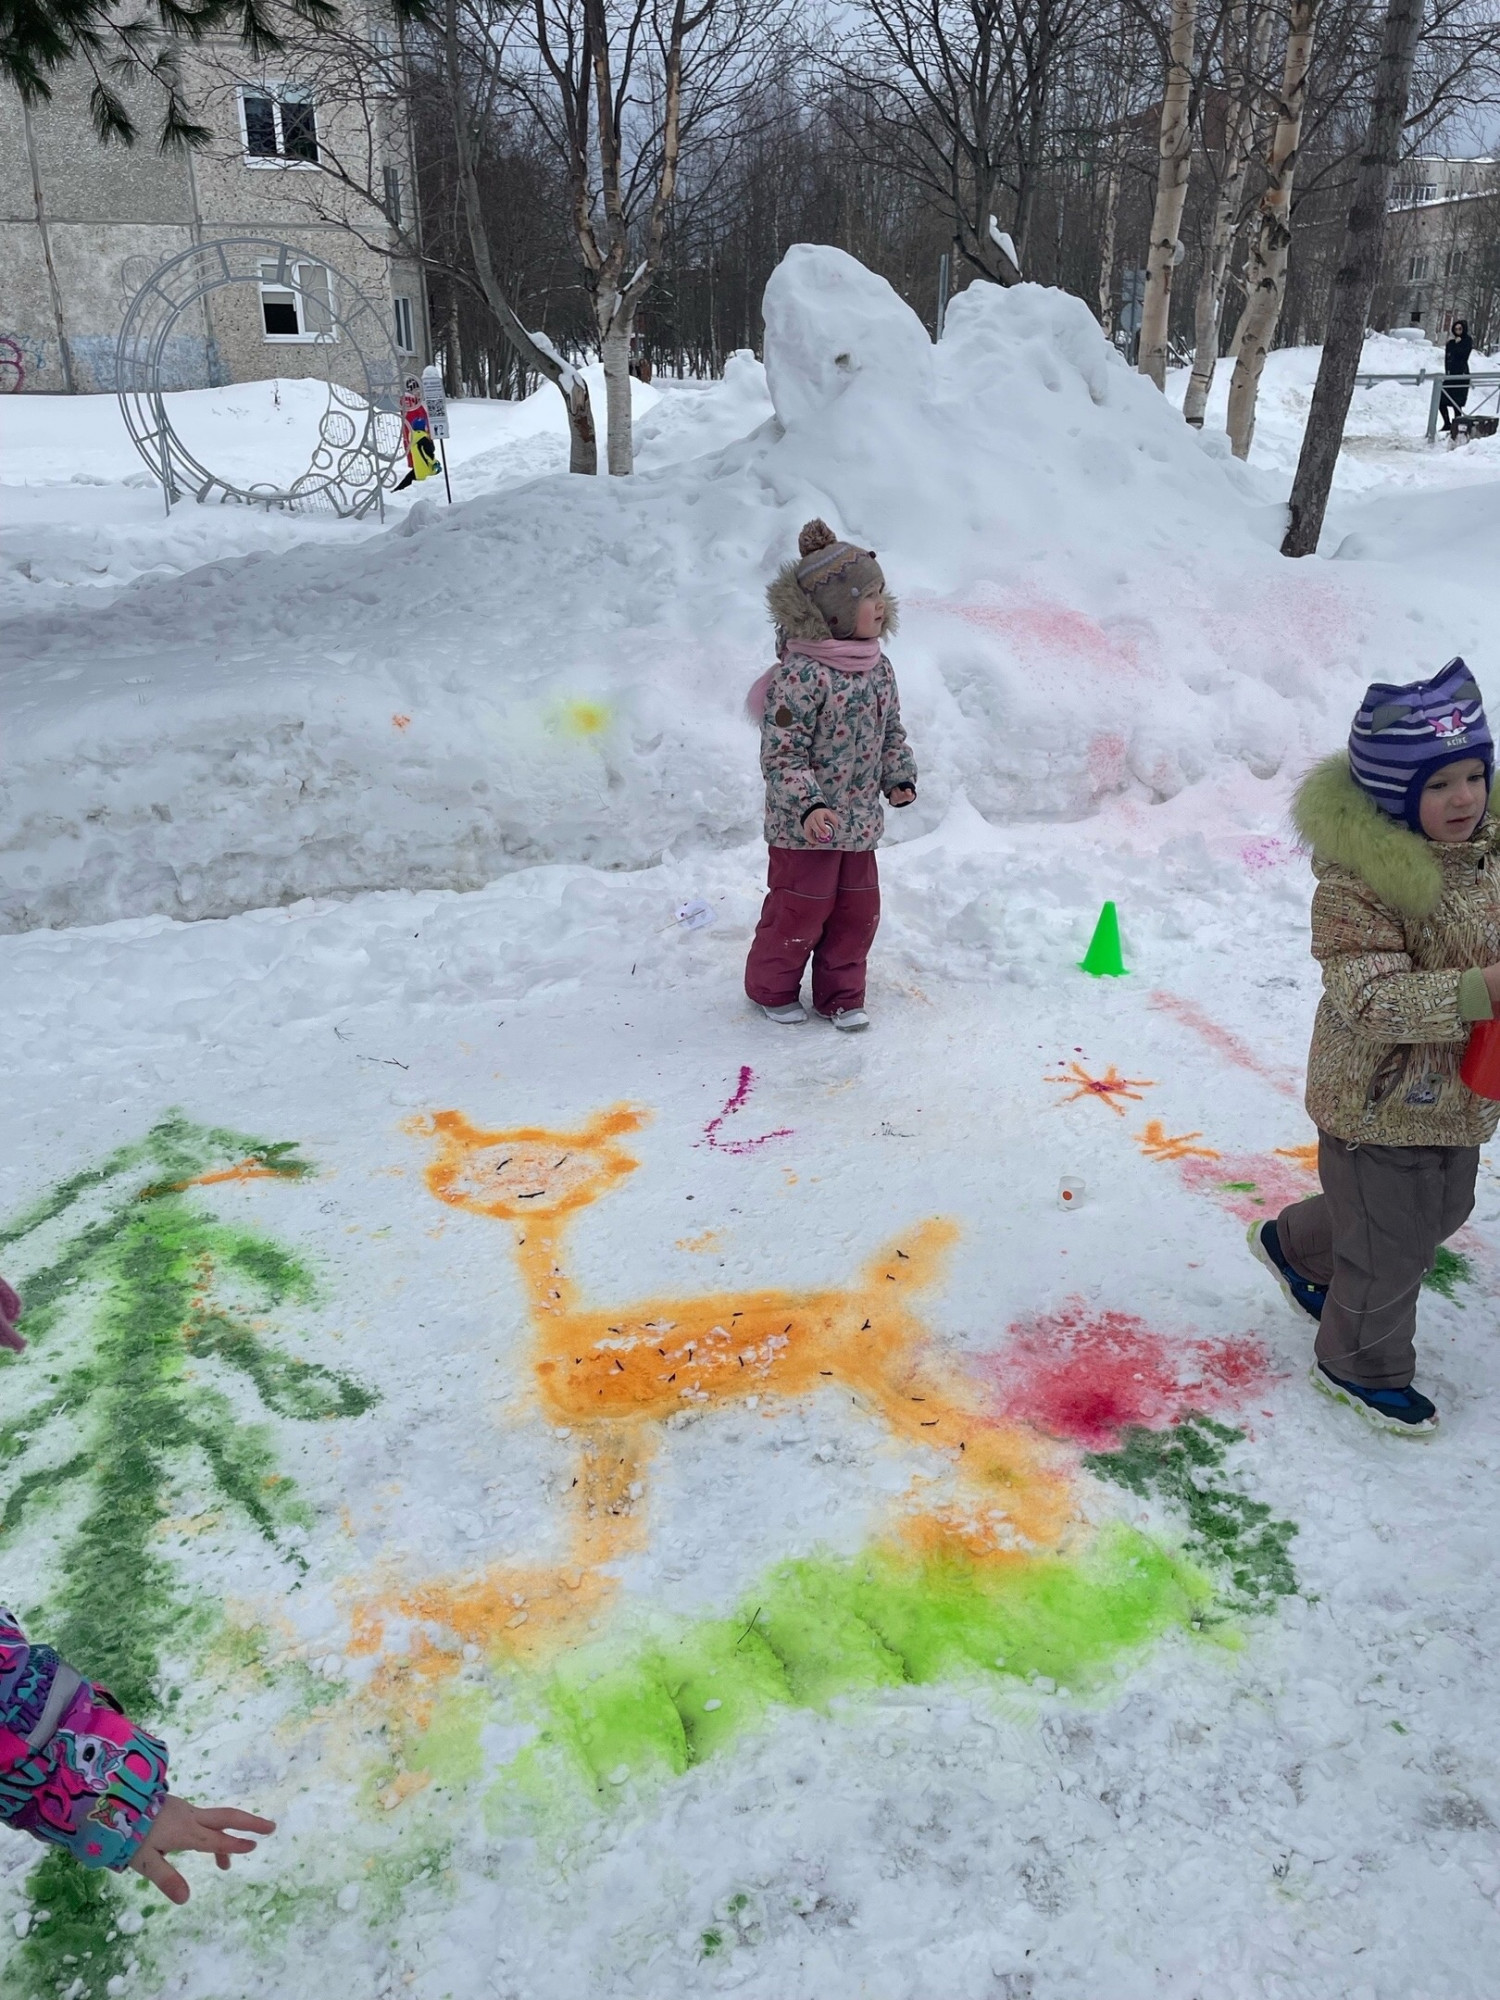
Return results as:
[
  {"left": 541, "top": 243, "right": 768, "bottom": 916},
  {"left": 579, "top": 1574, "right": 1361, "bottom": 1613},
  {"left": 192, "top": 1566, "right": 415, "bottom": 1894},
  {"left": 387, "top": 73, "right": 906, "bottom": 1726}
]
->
[{"left": 744, "top": 846, "right": 881, "bottom": 1016}]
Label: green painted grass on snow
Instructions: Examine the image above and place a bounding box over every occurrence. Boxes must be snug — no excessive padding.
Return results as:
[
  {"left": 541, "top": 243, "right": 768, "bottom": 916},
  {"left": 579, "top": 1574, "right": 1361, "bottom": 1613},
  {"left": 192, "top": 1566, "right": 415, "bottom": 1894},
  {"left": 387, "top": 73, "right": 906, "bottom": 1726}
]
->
[{"left": 0, "top": 1117, "right": 373, "bottom": 2000}]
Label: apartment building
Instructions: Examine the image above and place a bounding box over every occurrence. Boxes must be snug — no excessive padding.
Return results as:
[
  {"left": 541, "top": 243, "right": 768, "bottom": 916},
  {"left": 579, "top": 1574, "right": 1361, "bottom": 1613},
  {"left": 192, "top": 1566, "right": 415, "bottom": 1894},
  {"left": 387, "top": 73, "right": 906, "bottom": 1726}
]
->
[
  {"left": 1, "top": 12, "right": 428, "bottom": 393},
  {"left": 1377, "top": 155, "right": 1500, "bottom": 343}
]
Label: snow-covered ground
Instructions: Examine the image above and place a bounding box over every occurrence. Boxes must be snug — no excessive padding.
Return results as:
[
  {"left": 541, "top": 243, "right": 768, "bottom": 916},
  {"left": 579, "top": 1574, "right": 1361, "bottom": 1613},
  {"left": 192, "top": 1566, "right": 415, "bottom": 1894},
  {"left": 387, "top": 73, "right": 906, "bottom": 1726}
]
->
[
  {"left": 1167, "top": 328, "right": 1500, "bottom": 500},
  {"left": 3, "top": 256, "right": 1499, "bottom": 2000}
]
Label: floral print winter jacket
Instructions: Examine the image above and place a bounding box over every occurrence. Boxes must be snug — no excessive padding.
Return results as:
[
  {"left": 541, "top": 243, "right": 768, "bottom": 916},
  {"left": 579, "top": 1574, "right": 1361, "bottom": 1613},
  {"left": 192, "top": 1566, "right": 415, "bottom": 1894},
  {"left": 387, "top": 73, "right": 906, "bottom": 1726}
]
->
[
  {"left": 0, "top": 1608, "right": 168, "bottom": 1869},
  {"left": 759, "top": 650, "right": 916, "bottom": 850},
  {"left": 1295, "top": 756, "right": 1500, "bottom": 1147}
]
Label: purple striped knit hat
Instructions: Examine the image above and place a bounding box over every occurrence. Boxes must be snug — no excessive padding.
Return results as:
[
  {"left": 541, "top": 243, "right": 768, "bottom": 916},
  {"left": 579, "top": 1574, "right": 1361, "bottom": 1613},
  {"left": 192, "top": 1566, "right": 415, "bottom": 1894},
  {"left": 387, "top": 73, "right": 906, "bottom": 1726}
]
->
[{"left": 1348, "top": 657, "right": 1493, "bottom": 832}]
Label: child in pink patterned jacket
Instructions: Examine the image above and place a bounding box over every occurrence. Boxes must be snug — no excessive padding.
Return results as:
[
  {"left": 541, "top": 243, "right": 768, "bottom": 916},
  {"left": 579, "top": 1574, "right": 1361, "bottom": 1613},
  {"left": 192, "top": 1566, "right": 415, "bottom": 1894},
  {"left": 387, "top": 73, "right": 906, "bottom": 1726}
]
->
[
  {"left": 743, "top": 520, "right": 917, "bottom": 1031},
  {"left": 0, "top": 1280, "right": 274, "bottom": 1904}
]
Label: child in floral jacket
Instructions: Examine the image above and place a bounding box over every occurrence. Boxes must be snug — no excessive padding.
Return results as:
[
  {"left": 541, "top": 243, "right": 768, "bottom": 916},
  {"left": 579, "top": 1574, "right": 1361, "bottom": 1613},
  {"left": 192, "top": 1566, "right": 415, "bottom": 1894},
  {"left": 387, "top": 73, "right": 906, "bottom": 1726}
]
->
[
  {"left": 743, "top": 520, "right": 917, "bottom": 1031},
  {"left": 0, "top": 1281, "right": 274, "bottom": 1903}
]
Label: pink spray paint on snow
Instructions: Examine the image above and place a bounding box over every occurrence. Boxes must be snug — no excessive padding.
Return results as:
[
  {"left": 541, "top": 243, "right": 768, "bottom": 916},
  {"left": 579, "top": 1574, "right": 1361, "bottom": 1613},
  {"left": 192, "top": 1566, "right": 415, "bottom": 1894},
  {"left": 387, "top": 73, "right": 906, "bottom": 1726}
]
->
[{"left": 701, "top": 1066, "right": 794, "bottom": 1155}]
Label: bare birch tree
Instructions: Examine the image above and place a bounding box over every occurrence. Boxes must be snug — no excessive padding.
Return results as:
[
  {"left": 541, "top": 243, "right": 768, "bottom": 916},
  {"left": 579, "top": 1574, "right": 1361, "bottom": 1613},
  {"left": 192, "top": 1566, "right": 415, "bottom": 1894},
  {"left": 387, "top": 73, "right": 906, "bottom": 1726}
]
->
[
  {"left": 1096, "top": 134, "right": 1126, "bottom": 333},
  {"left": 440, "top": 0, "right": 600, "bottom": 468},
  {"left": 520, "top": 0, "right": 772, "bottom": 475},
  {"left": 1223, "top": 0, "right": 1321, "bottom": 456},
  {"left": 1181, "top": 0, "right": 1275, "bottom": 423},
  {"left": 1137, "top": 0, "right": 1197, "bottom": 387}
]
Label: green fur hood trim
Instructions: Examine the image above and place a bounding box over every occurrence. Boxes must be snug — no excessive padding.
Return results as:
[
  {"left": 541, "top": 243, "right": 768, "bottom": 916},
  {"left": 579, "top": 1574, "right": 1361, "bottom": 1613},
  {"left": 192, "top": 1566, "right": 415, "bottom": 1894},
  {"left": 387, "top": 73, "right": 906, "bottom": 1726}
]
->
[{"left": 1291, "top": 752, "right": 1500, "bottom": 918}]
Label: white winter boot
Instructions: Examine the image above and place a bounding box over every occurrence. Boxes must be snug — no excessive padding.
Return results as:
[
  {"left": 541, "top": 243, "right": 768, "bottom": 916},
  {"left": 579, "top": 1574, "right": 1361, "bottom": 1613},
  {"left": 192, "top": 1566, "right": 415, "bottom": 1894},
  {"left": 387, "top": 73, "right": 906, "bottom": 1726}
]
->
[
  {"left": 760, "top": 1001, "right": 808, "bottom": 1024},
  {"left": 825, "top": 1007, "right": 869, "bottom": 1032}
]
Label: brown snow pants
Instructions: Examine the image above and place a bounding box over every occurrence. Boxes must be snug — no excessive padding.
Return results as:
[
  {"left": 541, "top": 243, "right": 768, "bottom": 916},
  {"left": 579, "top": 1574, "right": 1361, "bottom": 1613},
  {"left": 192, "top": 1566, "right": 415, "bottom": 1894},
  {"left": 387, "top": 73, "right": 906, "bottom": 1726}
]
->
[
  {"left": 1276, "top": 1131, "right": 1478, "bottom": 1389},
  {"left": 744, "top": 846, "right": 880, "bottom": 1016}
]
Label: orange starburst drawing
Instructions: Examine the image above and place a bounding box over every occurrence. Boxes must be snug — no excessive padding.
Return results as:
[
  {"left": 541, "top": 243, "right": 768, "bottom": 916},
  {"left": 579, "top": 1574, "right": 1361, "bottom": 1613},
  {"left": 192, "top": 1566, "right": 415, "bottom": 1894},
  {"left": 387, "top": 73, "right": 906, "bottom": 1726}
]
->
[
  {"left": 1135, "top": 1120, "right": 1220, "bottom": 1163},
  {"left": 1274, "top": 1144, "right": 1320, "bottom": 1175},
  {"left": 1045, "top": 1063, "right": 1155, "bottom": 1116}
]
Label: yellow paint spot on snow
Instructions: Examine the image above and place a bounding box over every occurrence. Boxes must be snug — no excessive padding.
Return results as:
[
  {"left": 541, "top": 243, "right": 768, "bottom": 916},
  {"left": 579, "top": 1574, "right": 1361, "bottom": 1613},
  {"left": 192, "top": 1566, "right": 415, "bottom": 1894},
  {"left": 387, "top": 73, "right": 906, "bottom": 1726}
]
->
[{"left": 556, "top": 698, "right": 611, "bottom": 738}]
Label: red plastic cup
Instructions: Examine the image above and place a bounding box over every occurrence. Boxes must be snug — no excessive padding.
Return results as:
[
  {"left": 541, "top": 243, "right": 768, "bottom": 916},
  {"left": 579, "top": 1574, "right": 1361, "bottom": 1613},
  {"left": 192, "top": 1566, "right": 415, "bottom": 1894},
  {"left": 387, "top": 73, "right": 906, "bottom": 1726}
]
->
[{"left": 1460, "top": 1016, "right": 1500, "bottom": 1101}]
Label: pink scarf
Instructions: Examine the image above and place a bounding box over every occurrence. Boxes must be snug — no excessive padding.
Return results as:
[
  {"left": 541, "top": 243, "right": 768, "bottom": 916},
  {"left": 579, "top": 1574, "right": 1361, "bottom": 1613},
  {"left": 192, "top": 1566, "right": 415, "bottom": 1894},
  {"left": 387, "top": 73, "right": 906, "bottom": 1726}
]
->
[{"left": 746, "top": 636, "right": 883, "bottom": 722}]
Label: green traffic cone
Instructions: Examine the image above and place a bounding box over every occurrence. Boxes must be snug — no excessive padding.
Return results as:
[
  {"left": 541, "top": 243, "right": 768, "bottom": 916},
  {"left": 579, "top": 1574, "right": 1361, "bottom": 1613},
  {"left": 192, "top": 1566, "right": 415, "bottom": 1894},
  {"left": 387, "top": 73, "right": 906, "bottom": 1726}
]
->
[{"left": 1080, "top": 900, "right": 1128, "bottom": 977}]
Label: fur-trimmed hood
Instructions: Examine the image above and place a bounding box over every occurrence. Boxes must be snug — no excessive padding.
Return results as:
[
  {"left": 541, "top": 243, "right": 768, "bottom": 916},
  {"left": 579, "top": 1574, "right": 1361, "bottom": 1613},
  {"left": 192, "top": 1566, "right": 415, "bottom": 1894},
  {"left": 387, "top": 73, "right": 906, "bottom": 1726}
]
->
[
  {"left": 1292, "top": 752, "right": 1500, "bottom": 918},
  {"left": 766, "top": 561, "right": 900, "bottom": 644}
]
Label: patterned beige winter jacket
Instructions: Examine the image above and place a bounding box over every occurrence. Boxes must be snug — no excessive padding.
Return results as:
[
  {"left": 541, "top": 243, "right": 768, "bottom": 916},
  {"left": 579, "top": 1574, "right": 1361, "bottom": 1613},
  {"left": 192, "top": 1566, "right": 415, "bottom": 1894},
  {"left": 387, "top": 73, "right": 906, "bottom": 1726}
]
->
[{"left": 1295, "top": 754, "right": 1500, "bottom": 1147}]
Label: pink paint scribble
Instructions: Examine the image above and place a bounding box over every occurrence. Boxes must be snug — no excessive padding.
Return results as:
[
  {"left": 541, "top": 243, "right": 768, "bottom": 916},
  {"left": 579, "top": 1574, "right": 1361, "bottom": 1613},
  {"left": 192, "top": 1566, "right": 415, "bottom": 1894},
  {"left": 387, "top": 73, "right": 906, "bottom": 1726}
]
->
[
  {"left": 701, "top": 1066, "right": 794, "bottom": 1155},
  {"left": 1178, "top": 1149, "right": 1320, "bottom": 1224},
  {"left": 1150, "top": 990, "right": 1303, "bottom": 1101},
  {"left": 980, "top": 1299, "right": 1271, "bottom": 1449},
  {"left": 1239, "top": 836, "right": 1294, "bottom": 874}
]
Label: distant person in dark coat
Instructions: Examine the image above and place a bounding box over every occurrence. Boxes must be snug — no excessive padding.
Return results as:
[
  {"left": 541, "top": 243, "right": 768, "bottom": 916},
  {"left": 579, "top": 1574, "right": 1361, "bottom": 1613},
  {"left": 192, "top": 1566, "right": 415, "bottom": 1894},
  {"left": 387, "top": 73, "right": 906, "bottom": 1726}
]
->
[{"left": 1440, "top": 317, "right": 1474, "bottom": 435}]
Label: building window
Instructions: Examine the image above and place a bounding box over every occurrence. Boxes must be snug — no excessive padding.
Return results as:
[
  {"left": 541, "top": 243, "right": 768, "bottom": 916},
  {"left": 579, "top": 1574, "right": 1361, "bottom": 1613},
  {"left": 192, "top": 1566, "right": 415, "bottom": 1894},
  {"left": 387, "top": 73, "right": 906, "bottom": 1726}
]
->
[
  {"left": 240, "top": 87, "right": 319, "bottom": 165},
  {"left": 383, "top": 164, "right": 403, "bottom": 226},
  {"left": 394, "top": 296, "right": 415, "bottom": 354},
  {"left": 1407, "top": 252, "right": 1431, "bottom": 282},
  {"left": 1447, "top": 247, "right": 1467, "bottom": 277},
  {"left": 259, "top": 261, "right": 336, "bottom": 342}
]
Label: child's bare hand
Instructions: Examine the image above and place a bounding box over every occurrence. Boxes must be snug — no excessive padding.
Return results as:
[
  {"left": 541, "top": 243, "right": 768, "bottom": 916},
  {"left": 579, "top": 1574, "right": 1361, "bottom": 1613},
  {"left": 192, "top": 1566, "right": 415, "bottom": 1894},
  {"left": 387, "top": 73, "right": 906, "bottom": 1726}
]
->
[
  {"left": 803, "top": 808, "right": 836, "bottom": 844},
  {"left": 888, "top": 786, "right": 916, "bottom": 807},
  {"left": 129, "top": 1795, "right": 275, "bottom": 1904},
  {"left": 1482, "top": 963, "right": 1500, "bottom": 1010}
]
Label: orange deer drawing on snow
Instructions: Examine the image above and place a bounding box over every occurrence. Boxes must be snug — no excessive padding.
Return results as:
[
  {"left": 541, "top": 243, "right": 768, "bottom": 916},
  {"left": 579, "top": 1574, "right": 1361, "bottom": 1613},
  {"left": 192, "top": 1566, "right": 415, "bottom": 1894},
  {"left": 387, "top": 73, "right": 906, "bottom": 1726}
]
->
[{"left": 416, "top": 1105, "right": 1071, "bottom": 1573}]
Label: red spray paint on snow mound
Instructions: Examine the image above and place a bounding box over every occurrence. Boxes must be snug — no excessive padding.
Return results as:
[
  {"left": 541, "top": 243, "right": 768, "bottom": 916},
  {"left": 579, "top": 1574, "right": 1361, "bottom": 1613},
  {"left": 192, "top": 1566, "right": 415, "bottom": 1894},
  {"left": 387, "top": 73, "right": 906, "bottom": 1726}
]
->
[
  {"left": 1178, "top": 1149, "right": 1317, "bottom": 1224},
  {"left": 983, "top": 1300, "right": 1269, "bottom": 1449}
]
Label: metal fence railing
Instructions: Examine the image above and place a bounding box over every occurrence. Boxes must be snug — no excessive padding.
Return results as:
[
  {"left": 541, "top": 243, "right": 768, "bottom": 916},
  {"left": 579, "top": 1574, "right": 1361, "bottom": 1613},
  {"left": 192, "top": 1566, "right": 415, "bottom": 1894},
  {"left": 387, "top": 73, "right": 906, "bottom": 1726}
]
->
[{"left": 1350, "top": 369, "right": 1500, "bottom": 441}]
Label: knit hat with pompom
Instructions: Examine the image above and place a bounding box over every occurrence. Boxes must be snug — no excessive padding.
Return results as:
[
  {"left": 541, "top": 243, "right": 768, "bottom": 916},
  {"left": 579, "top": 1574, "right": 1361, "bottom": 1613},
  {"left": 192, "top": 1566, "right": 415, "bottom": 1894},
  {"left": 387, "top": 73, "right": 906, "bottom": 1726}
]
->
[{"left": 792, "top": 520, "right": 886, "bottom": 639}]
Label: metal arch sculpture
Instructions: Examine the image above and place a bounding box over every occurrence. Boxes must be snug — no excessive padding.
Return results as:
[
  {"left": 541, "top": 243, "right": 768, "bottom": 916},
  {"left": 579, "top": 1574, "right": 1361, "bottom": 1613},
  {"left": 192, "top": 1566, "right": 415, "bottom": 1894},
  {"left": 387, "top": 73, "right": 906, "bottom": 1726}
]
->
[{"left": 115, "top": 237, "right": 409, "bottom": 519}]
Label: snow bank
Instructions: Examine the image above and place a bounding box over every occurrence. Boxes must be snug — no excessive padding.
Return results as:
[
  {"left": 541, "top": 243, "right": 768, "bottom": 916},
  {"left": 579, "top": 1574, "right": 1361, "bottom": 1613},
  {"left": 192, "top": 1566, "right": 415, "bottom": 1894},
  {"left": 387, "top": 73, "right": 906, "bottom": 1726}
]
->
[{"left": 0, "top": 248, "right": 1462, "bottom": 931}]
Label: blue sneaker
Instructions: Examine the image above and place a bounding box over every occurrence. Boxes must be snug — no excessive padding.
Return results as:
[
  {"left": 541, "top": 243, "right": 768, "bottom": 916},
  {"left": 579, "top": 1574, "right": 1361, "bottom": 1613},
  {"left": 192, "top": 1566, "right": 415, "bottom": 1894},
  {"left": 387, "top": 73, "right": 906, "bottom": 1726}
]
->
[
  {"left": 1247, "top": 1220, "right": 1327, "bottom": 1322},
  {"left": 1311, "top": 1364, "right": 1438, "bottom": 1436}
]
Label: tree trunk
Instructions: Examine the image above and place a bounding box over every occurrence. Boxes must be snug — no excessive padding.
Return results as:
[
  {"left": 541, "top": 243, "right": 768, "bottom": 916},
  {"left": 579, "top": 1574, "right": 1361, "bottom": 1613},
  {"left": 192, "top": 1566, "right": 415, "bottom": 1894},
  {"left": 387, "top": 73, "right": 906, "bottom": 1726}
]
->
[
  {"left": 1097, "top": 149, "right": 1123, "bottom": 337},
  {"left": 443, "top": 289, "right": 462, "bottom": 399},
  {"left": 600, "top": 308, "right": 634, "bottom": 476},
  {"left": 1282, "top": 0, "right": 1424, "bottom": 556},
  {"left": 1138, "top": 0, "right": 1198, "bottom": 390},
  {"left": 443, "top": 0, "right": 596, "bottom": 471},
  {"left": 1182, "top": 2, "right": 1274, "bottom": 426},
  {"left": 1224, "top": 0, "right": 1320, "bottom": 458}
]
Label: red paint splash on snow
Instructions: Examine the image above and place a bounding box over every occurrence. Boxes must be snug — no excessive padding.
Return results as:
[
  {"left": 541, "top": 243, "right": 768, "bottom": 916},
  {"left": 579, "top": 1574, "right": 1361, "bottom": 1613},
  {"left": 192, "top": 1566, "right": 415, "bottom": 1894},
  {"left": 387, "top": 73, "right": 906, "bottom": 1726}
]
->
[
  {"left": 1150, "top": 990, "right": 1302, "bottom": 1101},
  {"left": 938, "top": 595, "right": 1142, "bottom": 675},
  {"left": 982, "top": 1299, "right": 1269, "bottom": 1448},
  {"left": 1087, "top": 731, "right": 1129, "bottom": 794},
  {"left": 701, "top": 1066, "right": 794, "bottom": 1156},
  {"left": 1178, "top": 1149, "right": 1319, "bottom": 1224}
]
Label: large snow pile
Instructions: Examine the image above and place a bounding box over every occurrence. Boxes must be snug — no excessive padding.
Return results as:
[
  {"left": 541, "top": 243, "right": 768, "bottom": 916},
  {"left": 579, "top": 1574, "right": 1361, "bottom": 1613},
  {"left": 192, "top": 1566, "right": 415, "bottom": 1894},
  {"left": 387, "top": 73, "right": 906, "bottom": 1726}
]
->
[{"left": 0, "top": 249, "right": 1471, "bottom": 931}]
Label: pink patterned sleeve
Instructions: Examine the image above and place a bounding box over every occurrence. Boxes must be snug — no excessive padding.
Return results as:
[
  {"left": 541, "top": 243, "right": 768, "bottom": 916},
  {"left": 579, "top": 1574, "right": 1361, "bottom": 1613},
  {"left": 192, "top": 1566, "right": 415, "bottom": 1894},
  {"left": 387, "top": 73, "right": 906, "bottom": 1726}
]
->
[{"left": 0, "top": 1609, "right": 168, "bottom": 1870}]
